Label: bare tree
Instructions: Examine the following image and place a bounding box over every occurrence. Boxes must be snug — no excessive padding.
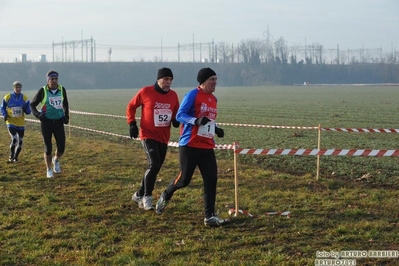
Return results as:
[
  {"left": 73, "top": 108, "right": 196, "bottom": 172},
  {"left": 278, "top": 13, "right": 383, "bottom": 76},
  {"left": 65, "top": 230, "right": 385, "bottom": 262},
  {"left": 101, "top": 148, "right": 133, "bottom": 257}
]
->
[
  {"left": 289, "top": 43, "right": 301, "bottom": 64},
  {"left": 237, "top": 39, "right": 265, "bottom": 64},
  {"left": 274, "top": 37, "right": 288, "bottom": 64},
  {"left": 216, "top": 41, "right": 233, "bottom": 63},
  {"left": 339, "top": 51, "right": 347, "bottom": 65}
]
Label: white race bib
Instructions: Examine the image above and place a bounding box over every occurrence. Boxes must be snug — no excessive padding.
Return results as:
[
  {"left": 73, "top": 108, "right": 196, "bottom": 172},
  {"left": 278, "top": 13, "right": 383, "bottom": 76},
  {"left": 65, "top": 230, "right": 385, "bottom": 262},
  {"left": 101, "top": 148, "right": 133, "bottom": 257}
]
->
[
  {"left": 154, "top": 109, "right": 172, "bottom": 127},
  {"left": 197, "top": 120, "right": 215, "bottom": 138},
  {"left": 49, "top": 96, "right": 63, "bottom": 109},
  {"left": 11, "top": 106, "right": 23, "bottom": 117}
]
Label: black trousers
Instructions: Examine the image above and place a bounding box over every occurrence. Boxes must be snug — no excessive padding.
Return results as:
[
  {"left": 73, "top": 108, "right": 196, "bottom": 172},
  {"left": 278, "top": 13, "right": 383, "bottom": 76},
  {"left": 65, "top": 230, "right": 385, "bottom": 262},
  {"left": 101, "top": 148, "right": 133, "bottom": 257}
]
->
[
  {"left": 137, "top": 139, "right": 168, "bottom": 197},
  {"left": 40, "top": 119, "right": 65, "bottom": 155},
  {"left": 164, "top": 146, "right": 218, "bottom": 218}
]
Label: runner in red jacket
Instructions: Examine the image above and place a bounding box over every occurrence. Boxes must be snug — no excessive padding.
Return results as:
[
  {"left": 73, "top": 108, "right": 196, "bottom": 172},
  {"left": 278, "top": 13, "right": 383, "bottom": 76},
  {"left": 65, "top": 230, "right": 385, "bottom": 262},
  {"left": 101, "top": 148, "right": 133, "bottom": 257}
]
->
[{"left": 126, "top": 67, "right": 180, "bottom": 210}]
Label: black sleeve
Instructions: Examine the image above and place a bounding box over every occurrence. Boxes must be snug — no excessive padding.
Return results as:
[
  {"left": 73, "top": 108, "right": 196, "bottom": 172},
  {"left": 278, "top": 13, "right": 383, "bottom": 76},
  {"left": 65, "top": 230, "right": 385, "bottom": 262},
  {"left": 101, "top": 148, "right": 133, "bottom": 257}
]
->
[
  {"left": 62, "top": 86, "right": 69, "bottom": 118},
  {"left": 30, "top": 87, "right": 45, "bottom": 118}
]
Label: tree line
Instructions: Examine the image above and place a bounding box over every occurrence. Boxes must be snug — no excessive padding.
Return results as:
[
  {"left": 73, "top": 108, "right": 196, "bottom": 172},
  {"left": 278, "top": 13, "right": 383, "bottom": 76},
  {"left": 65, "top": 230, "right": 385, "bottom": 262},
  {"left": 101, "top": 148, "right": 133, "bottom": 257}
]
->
[
  {"left": 211, "top": 38, "right": 397, "bottom": 65},
  {"left": 0, "top": 61, "right": 398, "bottom": 90}
]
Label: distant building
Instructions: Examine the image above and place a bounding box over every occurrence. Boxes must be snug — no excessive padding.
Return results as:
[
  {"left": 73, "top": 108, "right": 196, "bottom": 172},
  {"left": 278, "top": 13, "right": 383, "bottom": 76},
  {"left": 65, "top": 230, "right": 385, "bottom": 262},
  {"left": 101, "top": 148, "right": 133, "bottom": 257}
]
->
[
  {"left": 20, "top": 54, "right": 27, "bottom": 63},
  {"left": 39, "top": 54, "right": 46, "bottom": 62}
]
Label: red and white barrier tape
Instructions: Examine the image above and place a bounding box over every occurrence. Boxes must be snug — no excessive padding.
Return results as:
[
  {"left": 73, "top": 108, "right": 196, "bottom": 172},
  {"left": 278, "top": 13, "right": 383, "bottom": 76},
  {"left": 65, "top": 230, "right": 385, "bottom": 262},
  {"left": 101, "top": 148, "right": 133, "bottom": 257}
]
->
[
  {"left": 218, "top": 122, "right": 317, "bottom": 130},
  {"left": 321, "top": 128, "right": 399, "bottom": 133},
  {"left": 26, "top": 118, "right": 130, "bottom": 139},
  {"left": 20, "top": 117, "right": 399, "bottom": 154},
  {"left": 228, "top": 208, "right": 253, "bottom": 217},
  {"left": 228, "top": 208, "right": 291, "bottom": 218},
  {"left": 22, "top": 118, "right": 234, "bottom": 149},
  {"left": 234, "top": 148, "right": 399, "bottom": 157},
  {"left": 166, "top": 141, "right": 233, "bottom": 149},
  {"left": 265, "top": 211, "right": 291, "bottom": 217},
  {"left": 68, "top": 125, "right": 131, "bottom": 139},
  {"left": 67, "top": 110, "right": 399, "bottom": 133},
  {"left": 26, "top": 118, "right": 40, "bottom": 123},
  {"left": 69, "top": 110, "right": 138, "bottom": 120}
]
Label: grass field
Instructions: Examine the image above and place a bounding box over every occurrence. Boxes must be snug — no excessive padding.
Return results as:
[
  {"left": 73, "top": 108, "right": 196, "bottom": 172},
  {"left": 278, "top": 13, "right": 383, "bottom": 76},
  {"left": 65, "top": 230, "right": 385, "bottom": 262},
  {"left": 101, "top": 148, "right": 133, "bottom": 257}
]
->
[
  {"left": 1, "top": 86, "right": 399, "bottom": 265},
  {"left": 24, "top": 85, "right": 399, "bottom": 184}
]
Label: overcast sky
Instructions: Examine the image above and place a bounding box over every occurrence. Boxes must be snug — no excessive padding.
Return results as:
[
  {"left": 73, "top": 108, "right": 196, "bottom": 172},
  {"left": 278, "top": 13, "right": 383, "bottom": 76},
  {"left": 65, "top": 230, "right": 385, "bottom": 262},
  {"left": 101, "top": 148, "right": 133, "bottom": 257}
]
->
[{"left": 0, "top": 0, "right": 398, "bottom": 62}]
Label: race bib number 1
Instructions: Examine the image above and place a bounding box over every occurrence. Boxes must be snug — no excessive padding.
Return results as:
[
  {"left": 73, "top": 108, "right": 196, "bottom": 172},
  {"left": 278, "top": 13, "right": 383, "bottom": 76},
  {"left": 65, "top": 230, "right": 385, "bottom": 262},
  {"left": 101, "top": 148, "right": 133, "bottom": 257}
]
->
[{"left": 197, "top": 120, "right": 215, "bottom": 138}]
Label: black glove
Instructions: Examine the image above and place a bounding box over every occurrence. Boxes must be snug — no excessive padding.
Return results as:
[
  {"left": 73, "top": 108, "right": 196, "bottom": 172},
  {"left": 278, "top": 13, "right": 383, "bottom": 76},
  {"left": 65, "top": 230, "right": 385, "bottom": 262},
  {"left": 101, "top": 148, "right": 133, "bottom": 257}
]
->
[
  {"left": 3, "top": 115, "right": 8, "bottom": 122},
  {"left": 195, "top": 116, "right": 211, "bottom": 126},
  {"left": 63, "top": 116, "right": 69, "bottom": 125},
  {"left": 215, "top": 126, "right": 224, "bottom": 138},
  {"left": 172, "top": 119, "right": 180, "bottom": 128},
  {"left": 129, "top": 121, "right": 139, "bottom": 138},
  {"left": 38, "top": 113, "right": 47, "bottom": 121}
]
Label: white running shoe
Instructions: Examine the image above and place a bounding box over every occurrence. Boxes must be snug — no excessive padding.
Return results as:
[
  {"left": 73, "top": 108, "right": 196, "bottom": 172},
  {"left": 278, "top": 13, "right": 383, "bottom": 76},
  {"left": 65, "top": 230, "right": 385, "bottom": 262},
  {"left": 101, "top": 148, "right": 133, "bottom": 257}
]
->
[
  {"left": 46, "top": 168, "right": 54, "bottom": 178},
  {"left": 142, "top": 196, "right": 154, "bottom": 210},
  {"left": 132, "top": 192, "right": 144, "bottom": 209},
  {"left": 52, "top": 157, "right": 61, "bottom": 173}
]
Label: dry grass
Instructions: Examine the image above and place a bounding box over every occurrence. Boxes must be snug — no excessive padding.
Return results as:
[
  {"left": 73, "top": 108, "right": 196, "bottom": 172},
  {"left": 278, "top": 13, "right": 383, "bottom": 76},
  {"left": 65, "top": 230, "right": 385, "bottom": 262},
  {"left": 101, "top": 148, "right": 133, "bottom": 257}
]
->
[{"left": 1, "top": 122, "right": 398, "bottom": 266}]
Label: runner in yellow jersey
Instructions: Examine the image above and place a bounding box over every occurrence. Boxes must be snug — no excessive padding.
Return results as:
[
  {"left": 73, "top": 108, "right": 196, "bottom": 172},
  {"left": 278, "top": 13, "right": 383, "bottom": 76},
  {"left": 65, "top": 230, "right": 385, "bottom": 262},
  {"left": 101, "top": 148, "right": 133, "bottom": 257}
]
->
[{"left": 1, "top": 81, "right": 31, "bottom": 162}]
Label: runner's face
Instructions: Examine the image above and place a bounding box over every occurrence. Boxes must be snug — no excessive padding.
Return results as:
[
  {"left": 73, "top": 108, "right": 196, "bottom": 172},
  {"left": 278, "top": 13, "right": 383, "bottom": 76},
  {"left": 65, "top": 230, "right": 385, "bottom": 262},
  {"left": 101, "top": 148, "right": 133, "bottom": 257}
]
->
[
  {"left": 48, "top": 77, "right": 58, "bottom": 89},
  {"left": 157, "top": 76, "right": 173, "bottom": 91},
  {"left": 201, "top": 75, "right": 217, "bottom": 93},
  {"left": 13, "top": 86, "right": 22, "bottom": 94}
]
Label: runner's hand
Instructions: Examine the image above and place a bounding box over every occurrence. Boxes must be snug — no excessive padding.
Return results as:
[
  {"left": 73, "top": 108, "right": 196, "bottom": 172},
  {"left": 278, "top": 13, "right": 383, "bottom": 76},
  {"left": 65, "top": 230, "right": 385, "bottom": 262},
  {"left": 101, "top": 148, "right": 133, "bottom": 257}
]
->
[
  {"left": 129, "top": 121, "right": 139, "bottom": 138},
  {"left": 172, "top": 119, "right": 180, "bottom": 128},
  {"left": 215, "top": 126, "right": 224, "bottom": 138},
  {"left": 195, "top": 117, "right": 211, "bottom": 126},
  {"left": 38, "top": 113, "right": 47, "bottom": 121}
]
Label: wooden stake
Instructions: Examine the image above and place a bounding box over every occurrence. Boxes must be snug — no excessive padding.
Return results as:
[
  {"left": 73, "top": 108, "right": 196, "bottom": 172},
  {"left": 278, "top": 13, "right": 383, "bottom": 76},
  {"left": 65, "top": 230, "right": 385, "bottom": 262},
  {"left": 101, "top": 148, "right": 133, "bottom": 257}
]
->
[
  {"left": 233, "top": 142, "right": 239, "bottom": 217},
  {"left": 316, "top": 123, "right": 321, "bottom": 180}
]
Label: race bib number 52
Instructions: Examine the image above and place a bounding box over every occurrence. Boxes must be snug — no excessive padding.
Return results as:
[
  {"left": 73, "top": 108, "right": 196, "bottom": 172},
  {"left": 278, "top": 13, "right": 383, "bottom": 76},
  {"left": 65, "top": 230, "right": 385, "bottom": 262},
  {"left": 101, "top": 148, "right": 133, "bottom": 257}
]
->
[{"left": 154, "top": 109, "right": 172, "bottom": 127}]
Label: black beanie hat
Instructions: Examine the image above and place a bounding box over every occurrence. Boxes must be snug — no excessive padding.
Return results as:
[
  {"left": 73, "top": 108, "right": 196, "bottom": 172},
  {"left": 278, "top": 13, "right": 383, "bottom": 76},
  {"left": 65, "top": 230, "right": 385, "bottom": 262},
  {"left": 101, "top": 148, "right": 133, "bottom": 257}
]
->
[
  {"left": 157, "top": 67, "right": 173, "bottom": 80},
  {"left": 197, "top": 68, "right": 216, "bottom": 84}
]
